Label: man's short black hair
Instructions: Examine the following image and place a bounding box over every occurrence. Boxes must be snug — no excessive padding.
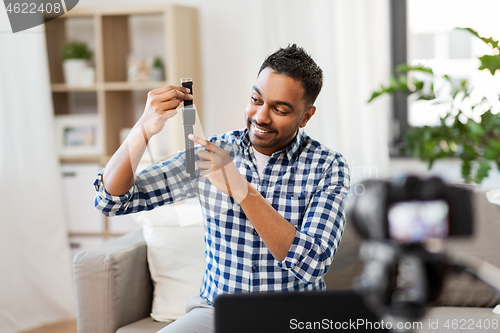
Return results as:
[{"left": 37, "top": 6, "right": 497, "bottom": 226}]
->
[{"left": 258, "top": 44, "right": 323, "bottom": 107}]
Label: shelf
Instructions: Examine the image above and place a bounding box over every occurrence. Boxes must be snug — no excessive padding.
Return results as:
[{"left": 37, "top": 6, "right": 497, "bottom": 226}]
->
[
  {"left": 52, "top": 83, "right": 98, "bottom": 92},
  {"left": 60, "top": 156, "right": 102, "bottom": 164},
  {"left": 46, "top": 4, "right": 201, "bottom": 242},
  {"left": 103, "top": 81, "right": 168, "bottom": 91},
  {"left": 46, "top": 4, "right": 201, "bottom": 161},
  {"left": 51, "top": 81, "right": 168, "bottom": 92},
  {"left": 64, "top": 4, "right": 178, "bottom": 17}
]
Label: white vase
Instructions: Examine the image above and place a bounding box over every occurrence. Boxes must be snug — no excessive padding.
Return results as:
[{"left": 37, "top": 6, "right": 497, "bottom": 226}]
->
[
  {"left": 63, "top": 59, "right": 88, "bottom": 86},
  {"left": 151, "top": 67, "right": 165, "bottom": 81},
  {"left": 79, "top": 67, "right": 95, "bottom": 86}
]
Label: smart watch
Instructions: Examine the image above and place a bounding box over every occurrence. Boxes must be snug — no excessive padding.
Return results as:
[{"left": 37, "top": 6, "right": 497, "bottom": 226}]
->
[{"left": 181, "top": 78, "right": 195, "bottom": 173}]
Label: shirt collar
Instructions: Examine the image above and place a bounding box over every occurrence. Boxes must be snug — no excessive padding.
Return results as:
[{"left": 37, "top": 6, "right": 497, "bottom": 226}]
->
[{"left": 239, "top": 127, "right": 306, "bottom": 162}]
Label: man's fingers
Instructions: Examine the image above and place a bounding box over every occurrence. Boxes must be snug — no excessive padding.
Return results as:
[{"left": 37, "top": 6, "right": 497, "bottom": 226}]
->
[
  {"left": 149, "top": 86, "right": 193, "bottom": 105},
  {"left": 189, "top": 135, "right": 225, "bottom": 155},
  {"left": 150, "top": 85, "right": 190, "bottom": 96},
  {"left": 188, "top": 134, "right": 209, "bottom": 148},
  {"left": 197, "top": 149, "right": 212, "bottom": 161},
  {"left": 159, "top": 89, "right": 192, "bottom": 103},
  {"left": 197, "top": 160, "right": 213, "bottom": 171},
  {"left": 158, "top": 99, "right": 182, "bottom": 112}
]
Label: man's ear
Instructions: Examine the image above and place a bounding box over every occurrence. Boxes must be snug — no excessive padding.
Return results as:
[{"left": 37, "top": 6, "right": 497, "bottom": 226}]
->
[{"left": 300, "top": 106, "right": 316, "bottom": 128}]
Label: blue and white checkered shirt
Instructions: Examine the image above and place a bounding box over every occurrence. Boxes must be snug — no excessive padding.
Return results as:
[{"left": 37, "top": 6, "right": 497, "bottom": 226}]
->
[{"left": 94, "top": 128, "right": 350, "bottom": 305}]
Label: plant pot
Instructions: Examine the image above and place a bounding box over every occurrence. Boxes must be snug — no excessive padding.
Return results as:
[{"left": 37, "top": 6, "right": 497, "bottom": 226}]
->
[
  {"left": 63, "top": 59, "right": 88, "bottom": 86},
  {"left": 151, "top": 67, "right": 165, "bottom": 81}
]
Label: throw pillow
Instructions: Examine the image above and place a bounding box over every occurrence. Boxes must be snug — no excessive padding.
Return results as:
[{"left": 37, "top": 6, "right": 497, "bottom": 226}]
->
[{"left": 131, "top": 197, "right": 206, "bottom": 322}]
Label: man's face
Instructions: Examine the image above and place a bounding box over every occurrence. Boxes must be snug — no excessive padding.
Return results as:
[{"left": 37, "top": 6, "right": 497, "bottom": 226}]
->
[{"left": 245, "top": 67, "right": 316, "bottom": 155}]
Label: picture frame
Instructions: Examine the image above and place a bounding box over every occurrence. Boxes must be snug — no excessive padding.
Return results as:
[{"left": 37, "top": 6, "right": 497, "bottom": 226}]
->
[{"left": 55, "top": 114, "right": 103, "bottom": 158}]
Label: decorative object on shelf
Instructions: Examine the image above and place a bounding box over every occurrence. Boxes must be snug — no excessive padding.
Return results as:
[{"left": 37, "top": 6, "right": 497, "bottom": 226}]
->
[
  {"left": 151, "top": 56, "right": 165, "bottom": 81},
  {"left": 368, "top": 28, "right": 500, "bottom": 184},
  {"left": 62, "top": 40, "right": 93, "bottom": 86},
  {"left": 127, "top": 56, "right": 152, "bottom": 82},
  {"left": 55, "top": 114, "right": 103, "bottom": 158}
]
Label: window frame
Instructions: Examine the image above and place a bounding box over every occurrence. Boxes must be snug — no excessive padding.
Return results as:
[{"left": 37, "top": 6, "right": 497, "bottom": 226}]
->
[{"left": 389, "top": 0, "right": 409, "bottom": 156}]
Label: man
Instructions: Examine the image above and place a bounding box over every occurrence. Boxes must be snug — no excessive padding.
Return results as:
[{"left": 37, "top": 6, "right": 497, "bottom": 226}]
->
[{"left": 94, "top": 44, "right": 350, "bottom": 332}]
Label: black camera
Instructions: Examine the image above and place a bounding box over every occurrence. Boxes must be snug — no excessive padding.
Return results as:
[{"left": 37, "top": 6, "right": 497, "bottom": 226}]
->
[
  {"left": 349, "top": 176, "right": 473, "bottom": 243},
  {"left": 348, "top": 176, "right": 475, "bottom": 327}
]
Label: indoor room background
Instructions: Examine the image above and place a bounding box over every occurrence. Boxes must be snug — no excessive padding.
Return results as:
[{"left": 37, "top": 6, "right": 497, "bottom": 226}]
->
[{"left": 1, "top": 0, "right": 499, "bottom": 332}]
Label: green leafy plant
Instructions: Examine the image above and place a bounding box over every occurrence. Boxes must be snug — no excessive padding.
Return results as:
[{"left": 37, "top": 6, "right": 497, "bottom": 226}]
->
[
  {"left": 152, "top": 56, "right": 164, "bottom": 68},
  {"left": 62, "top": 40, "right": 93, "bottom": 60},
  {"left": 368, "top": 28, "right": 500, "bottom": 184}
]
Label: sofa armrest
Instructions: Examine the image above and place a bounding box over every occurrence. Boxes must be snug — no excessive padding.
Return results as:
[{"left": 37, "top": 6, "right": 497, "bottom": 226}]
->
[{"left": 74, "top": 230, "right": 153, "bottom": 333}]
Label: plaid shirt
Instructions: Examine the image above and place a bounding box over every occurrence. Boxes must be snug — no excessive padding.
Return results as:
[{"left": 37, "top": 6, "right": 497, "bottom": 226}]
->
[{"left": 94, "top": 128, "right": 350, "bottom": 305}]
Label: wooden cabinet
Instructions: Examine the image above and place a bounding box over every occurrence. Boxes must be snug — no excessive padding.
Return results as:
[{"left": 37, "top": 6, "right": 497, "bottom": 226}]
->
[
  {"left": 45, "top": 5, "right": 201, "bottom": 241},
  {"left": 45, "top": 4, "right": 202, "bottom": 164}
]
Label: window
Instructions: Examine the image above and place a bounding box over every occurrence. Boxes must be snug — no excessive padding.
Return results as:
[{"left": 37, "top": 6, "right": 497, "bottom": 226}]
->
[{"left": 390, "top": 0, "right": 500, "bottom": 154}]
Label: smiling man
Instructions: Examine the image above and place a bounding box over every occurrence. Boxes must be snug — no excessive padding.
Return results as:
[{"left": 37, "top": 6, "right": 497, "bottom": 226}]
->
[
  {"left": 94, "top": 44, "right": 350, "bottom": 333},
  {"left": 246, "top": 66, "right": 316, "bottom": 155}
]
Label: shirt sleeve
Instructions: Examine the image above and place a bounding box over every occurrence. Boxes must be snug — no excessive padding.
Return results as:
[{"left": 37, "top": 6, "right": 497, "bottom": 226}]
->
[
  {"left": 94, "top": 149, "right": 200, "bottom": 216},
  {"left": 277, "top": 154, "right": 350, "bottom": 284}
]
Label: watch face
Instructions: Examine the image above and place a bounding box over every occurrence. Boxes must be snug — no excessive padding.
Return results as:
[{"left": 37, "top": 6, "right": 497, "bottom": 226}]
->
[
  {"left": 183, "top": 108, "right": 196, "bottom": 126},
  {"left": 181, "top": 79, "right": 193, "bottom": 107}
]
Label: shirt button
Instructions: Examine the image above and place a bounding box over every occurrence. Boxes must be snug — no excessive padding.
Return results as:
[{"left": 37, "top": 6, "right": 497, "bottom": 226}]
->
[
  {"left": 252, "top": 265, "right": 257, "bottom": 270},
  {"left": 253, "top": 230, "right": 258, "bottom": 236}
]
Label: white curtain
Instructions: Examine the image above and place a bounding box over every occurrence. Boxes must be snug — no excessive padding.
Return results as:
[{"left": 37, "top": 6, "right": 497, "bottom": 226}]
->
[
  {"left": 0, "top": 9, "right": 76, "bottom": 333},
  {"left": 255, "top": 0, "right": 392, "bottom": 184}
]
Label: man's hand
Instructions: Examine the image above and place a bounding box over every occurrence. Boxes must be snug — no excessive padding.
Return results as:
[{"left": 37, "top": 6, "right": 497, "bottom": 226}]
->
[
  {"left": 189, "top": 134, "right": 249, "bottom": 203},
  {"left": 138, "top": 85, "right": 193, "bottom": 136},
  {"left": 101, "top": 85, "right": 191, "bottom": 196}
]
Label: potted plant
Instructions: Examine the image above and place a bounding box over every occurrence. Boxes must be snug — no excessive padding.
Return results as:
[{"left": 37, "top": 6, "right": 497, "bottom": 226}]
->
[
  {"left": 151, "top": 56, "right": 165, "bottom": 81},
  {"left": 62, "top": 40, "right": 93, "bottom": 86},
  {"left": 368, "top": 28, "right": 500, "bottom": 184}
]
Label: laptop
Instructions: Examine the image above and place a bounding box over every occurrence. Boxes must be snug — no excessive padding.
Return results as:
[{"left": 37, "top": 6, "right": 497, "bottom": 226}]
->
[{"left": 215, "top": 289, "right": 388, "bottom": 332}]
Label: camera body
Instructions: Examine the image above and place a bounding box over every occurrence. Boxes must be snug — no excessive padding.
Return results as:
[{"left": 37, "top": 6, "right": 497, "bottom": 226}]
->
[
  {"left": 349, "top": 176, "right": 473, "bottom": 243},
  {"left": 349, "top": 176, "right": 474, "bottom": 326}
]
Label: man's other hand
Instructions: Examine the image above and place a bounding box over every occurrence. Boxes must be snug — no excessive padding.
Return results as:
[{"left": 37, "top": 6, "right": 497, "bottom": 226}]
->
[
  {"left": 189, "top": 134, "right": 249, "bottom": 203},
  {"left": 139, "top": 85, "right": 193, "bottom": 136}
]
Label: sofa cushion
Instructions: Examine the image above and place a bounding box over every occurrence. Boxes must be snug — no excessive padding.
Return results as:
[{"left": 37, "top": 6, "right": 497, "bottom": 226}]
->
[
  {"left": 116, "top": 317, "right": 170, "bottom": 333},
  {"left": 131, "top": 198, "right": 206, "bottom": 322}
]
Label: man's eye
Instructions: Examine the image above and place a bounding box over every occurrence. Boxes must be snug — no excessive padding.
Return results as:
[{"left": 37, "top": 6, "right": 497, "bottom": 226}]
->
[
  {"left": 251, "top": 96, "right": 261, "bottom": 104},
  {"left": 274, "top": 108, "right": 285, "bottom": 114}
]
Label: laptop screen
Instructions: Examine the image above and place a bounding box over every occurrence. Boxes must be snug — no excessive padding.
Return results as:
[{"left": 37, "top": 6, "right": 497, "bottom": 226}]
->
[{"left": 215, "top": 290, "right": 389, "bottom": 333}]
